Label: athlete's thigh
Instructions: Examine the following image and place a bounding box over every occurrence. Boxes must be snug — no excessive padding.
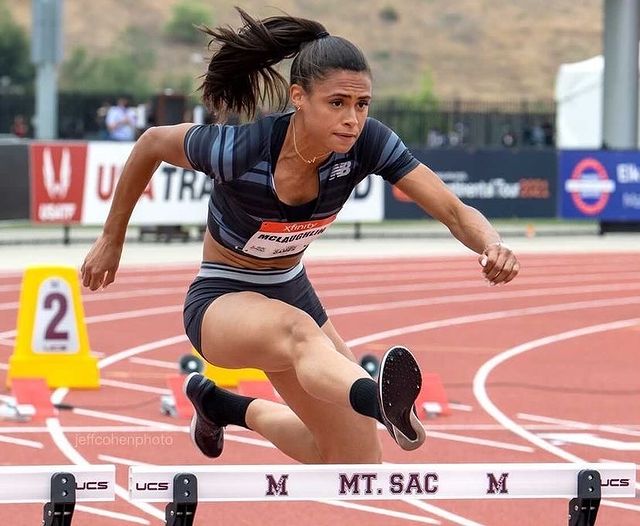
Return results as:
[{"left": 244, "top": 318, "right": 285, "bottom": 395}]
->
[
  {"left": 267, "top": 367, "right": 381, "bottom": 463},
  {"left": 199, "top": 291, "right": 325, "bottom": 372}
]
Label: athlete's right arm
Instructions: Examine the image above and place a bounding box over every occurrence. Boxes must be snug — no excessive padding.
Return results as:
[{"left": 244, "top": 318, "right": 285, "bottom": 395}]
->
[{"left": 81, "top": 123, "right": 196, "bottom": 291}]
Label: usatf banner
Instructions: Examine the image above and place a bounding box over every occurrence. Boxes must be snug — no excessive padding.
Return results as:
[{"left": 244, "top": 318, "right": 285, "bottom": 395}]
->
[
  {"left": 559, "top": 150, "right": 640, "bottom": 219},
  {"left": 29, "top": 141, "right": 382, "bottom": 226},
  {"left": 30, "top": 142, "right": 88, "bottom": 223}
]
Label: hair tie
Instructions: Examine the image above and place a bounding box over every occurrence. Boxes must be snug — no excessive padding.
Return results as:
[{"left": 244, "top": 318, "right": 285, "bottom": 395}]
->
[{"left": 316, "top": 31, "right": 330, "bottom": 39}]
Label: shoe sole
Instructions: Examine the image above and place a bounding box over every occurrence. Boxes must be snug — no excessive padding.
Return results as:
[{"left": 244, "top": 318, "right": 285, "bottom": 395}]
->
[{"left": 378, "top": 346, "right": 426, "bottom": 451}]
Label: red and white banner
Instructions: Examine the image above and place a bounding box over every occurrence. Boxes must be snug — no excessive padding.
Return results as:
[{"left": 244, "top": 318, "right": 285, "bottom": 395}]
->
[
  {"left": 30, "top": 141, "right": 384, "bottom": 225},
  {"left": 30, "top": 143, "right": 88, "bottom": 223}
]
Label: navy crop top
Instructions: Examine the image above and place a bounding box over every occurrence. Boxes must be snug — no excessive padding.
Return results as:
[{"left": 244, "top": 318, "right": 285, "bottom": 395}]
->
[{"left": 183, "top": 112, "right": 419, "bottom": 259}]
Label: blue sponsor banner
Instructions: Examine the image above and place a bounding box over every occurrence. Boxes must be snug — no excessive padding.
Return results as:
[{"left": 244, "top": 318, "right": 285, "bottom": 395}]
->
[
  {"left": 559, "top": 150, "right": 640, "bottom": 220},
  {"left": 385, "top": 149, "right": 557, "bottom": 219}
]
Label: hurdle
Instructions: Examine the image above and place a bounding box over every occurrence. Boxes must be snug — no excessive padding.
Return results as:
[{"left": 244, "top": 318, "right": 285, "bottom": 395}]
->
[
  {"left": 0, "top": 464, "right": 115, "bottom": 525},
  {"left": 129, "top": 462, "right": 636, "bottom": 525}
]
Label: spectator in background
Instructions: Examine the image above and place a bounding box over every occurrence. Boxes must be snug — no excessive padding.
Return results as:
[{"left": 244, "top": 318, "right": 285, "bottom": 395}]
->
[
  {"left": 501, "top": 127, "right": 517, "bottom": 148},
  {"left": 542, "top": 120, "right": 554, "bottom": 146},
  {"left": 106, "top": 97, "right": 136, "bottom": 141},
  {"left": 10, "top": 115, "right": 29, "bottom": 138},
  {"left": 96, "top": 100, "right": 111, "bottom": 139}
]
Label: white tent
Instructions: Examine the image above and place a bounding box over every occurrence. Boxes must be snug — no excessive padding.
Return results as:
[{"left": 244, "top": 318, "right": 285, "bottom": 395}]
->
[{"left": 554, "top": 52, "right": 640, "bottom": 149}]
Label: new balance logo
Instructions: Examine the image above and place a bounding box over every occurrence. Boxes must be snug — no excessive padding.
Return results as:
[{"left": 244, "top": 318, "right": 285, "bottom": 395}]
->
[{"left": 329, "top": 161, "right": 352, "bottom": 180}]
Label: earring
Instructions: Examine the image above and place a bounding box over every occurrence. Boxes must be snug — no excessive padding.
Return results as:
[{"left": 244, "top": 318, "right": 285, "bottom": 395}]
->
[{"left": 295, "top": 106, "right": 301, "bottom": 111}]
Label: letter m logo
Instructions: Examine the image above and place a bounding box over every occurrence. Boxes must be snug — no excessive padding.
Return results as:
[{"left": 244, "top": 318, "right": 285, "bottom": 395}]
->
[
  {"left": 486, "top": 473, "right": 509, "bottom": 494},
  {"left": 266, "top": 474, "right": 289, "bottom": 496}
]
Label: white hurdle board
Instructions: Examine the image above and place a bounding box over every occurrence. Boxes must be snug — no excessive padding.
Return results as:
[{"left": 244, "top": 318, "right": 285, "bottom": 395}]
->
[
  {"left": 0, "top": 465, "right": 116, "bottom": 503},
  {"left": 129, "top": 463, "right": 636, "bottom": 502}
]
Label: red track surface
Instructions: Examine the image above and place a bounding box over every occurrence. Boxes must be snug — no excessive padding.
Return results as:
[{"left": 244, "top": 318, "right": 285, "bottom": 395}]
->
[{"left": 1, "top": 252, "right": 639, "bottom": 525}]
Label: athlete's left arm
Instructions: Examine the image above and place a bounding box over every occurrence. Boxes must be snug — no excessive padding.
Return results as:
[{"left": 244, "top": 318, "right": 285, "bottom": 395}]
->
[{"left": 395, "top": 164, "right": 520, "bottom": 285}]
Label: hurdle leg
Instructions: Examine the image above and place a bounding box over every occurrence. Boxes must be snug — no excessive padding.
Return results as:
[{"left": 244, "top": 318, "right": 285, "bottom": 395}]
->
[
  {"left": 43, "top": 472, "right": 76, "bottom": 526},
  {"left": 568, "top": 470, "right": 601, "bottom": 526},
  {"left": 165, "top": 473, "right": 198, "bottom": 526}
]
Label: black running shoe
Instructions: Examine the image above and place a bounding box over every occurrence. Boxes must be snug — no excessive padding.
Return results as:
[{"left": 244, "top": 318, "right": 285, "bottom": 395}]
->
[
  {"left": 377, "top": 346, "right": 426, "bottom": 451},
  {"left": 183, "top": 372, "right": 224, "bottom": 458}
]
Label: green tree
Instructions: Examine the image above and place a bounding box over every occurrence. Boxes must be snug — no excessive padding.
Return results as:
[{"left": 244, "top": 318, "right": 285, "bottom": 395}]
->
[
  {"left": 409, "top": 71, "right": 438, "bottom": 109},
  {"left": 165, "top": 0, "right": 211, "bottom": 44},
  {"left": 60, "top": 26, "right": 155, "bottom": 97},
  {"left": 0, "top": 1, "right": 35, "bottom": 87}
]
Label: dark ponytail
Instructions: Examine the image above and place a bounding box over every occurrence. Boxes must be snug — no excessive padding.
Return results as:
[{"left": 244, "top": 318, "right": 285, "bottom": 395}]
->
[{"left": 199, "top": 7, "right": 370, "bottom": 118}]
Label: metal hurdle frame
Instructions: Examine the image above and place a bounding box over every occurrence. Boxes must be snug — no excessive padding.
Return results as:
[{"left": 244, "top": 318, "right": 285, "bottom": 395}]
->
[{"left": 129, "top": 462, "right": 637, "bottom": 526}]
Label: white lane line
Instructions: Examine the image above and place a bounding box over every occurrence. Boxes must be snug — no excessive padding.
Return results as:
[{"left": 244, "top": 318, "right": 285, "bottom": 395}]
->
[
  {"left": 346, "top": 295, "right": 640, "bottom": 348},
  {"left": 328, "top": 281, "right": 640, "bottom": 316},
  {"left": 306, "top": 256, "right": 640, "bottom": 275},
  {"left": 517, "top": 413, "right": 640, "bottom": 438},
  {"left": 72, "top": 407, "right": 186, "bottom": 431},
  {"left": 318, "top": 500, "right": 440, "bottom": 524},
  {"left": 0, "top": 338, "right": 14, "bottom": 346},
  {"left": 311, "top": 264, "right": 640, "bottom": 286},
  {"left": 224, "top": 433, "right": 277, "bottom": 448},
  {"left": 320, "top": 270, "right": 640, "bottom": 298},
  {"left": 448, "top": 403, "right": 473, "bottom": 412},
  {"left": 0, "top": 309, "right": 185, "bottom": 339},
  {"left": 88, "top": 306, "right": 184, "bottom": 327},
  {"left": 92, "top": 273, "right": 193, "bottom": 286},
  {"left": 100, "top": 378, "right": 171, "bottom": 395},
  {"left": 426, "top": 431, "right": 534, "bottom": 453},
  {"left": 0, "top": 425, "right": 185, "bottom": 433},
  {"left": 98, "top": 454, "right": 153, "bottom": 467},
  {"left": 535, "top": 433, "right": 640, "bottom": 451},
  {"left": 0, "top": 363, "right": 7, "bottom": 370},
  {"left": 472, "top": 318, "right": 640, "bottom": 509},
  {"left": 98, "top": 335, "right": 188, "bottom": 369},
  {"left": 0, "top": 287, "right": 185, "bottom": 311},
  {"left": 129, "top": 357, "right": 178, "bottom": 369},
  {"left": 46, "top": 418, "right": 164, "bottom": 521},
  {"left": 399, "top": 500, "right": 484, "bottom": 526},
  {"left": 75, "top": 504, "right": 150, "bottom": 524},
  {"left": 0, "top": 434, "right": 44, "bottom": 449}
]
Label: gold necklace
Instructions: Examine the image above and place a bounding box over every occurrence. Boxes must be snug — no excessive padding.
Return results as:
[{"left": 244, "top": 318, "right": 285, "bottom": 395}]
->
[{"left": 292, "top": 113, "right": 331, "bottom": 164}]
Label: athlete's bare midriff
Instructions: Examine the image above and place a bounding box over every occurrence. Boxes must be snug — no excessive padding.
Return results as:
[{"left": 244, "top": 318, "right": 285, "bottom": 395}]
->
[{"left": 202, "top": 228, "right": 305, "bottom": 270}]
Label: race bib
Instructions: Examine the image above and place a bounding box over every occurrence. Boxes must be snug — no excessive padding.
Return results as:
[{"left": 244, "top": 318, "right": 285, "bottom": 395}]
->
[{"left": 242, "top": 215, "right": 336, "bottom": 258}]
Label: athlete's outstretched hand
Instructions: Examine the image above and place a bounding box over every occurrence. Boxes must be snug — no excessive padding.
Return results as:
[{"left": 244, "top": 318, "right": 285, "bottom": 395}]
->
[
  {"left": 478, "top": 242, "right": 520, "bottom": 286},
  {"left": 81, "top": 234, "right": 123, "bottom": 291}
]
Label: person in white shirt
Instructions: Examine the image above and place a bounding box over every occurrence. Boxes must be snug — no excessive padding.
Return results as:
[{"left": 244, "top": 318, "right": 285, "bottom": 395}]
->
[{"left": 106, "top": 98, "right": 136, "bottom": 141}]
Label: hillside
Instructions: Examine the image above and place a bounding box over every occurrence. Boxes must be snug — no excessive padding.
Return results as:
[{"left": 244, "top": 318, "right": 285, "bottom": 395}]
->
[{"left": 9, "top": 0, "right": 603, "bottom": 101}]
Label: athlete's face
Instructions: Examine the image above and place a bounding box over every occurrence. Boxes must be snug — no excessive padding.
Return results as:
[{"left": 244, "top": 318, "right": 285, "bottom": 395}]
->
[{"left": 291, "top": 70, "right": 372, "bottom": 153}]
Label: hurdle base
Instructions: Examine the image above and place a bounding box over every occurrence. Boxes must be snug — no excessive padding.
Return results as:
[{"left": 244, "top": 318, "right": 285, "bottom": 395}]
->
[
  {"left": 43, "top": 472, "right": 76, "bottom": 526},
  {"left": 568, "top": 470, "right": 601, "bottom": 526},
  {"left": 165, "top": 473, "right": 198, "bottom": 526}
]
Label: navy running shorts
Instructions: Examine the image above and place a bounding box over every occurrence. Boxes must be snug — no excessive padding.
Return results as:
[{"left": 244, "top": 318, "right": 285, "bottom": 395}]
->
[{"left": 183, "top": 261, "right": 328, "bottom": 355}]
